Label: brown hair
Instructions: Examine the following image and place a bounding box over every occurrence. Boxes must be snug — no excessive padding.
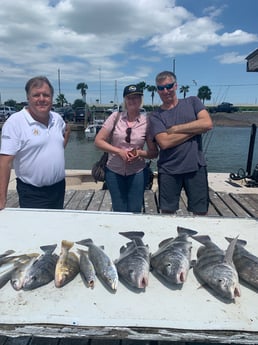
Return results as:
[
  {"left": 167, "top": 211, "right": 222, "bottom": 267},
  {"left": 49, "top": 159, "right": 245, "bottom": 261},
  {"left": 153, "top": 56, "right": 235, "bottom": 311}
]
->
[{"left": 25, "top": 76, "right": 54, "bottom": 97}]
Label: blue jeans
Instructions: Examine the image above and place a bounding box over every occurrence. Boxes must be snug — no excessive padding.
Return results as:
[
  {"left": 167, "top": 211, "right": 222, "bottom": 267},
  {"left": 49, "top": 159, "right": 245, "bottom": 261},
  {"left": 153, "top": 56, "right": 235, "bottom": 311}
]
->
[{"left": 105, "top": 167, "right": 145, "bottom": 212}]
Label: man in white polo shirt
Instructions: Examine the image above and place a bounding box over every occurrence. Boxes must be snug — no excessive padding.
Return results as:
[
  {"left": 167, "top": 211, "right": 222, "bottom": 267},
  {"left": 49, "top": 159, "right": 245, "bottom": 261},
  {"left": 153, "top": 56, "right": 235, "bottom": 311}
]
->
[{"left": 0, "top": 76, "right": 70, "bottom": 210}]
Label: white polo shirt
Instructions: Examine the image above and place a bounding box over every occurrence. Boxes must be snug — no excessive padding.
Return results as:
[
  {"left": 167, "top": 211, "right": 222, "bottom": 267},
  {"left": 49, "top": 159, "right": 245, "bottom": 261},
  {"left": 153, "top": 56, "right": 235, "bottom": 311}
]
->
[{"left": 0, "top": 108, "right": 66, "bottom": 187}]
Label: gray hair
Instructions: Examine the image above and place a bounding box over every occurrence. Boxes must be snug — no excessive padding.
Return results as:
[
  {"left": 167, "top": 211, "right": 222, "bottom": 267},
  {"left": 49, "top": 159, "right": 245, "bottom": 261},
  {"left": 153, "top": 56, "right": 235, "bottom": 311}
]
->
[
  {"left": 155, "top": 71, "right": 177, "bottom": 84},
  {"left": 25, "top": 76, "right": 54, "bottom": 97}
]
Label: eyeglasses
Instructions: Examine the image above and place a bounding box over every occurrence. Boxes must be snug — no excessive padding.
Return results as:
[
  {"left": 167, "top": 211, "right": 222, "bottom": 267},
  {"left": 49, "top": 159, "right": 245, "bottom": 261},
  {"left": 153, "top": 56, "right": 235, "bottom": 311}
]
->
[
  {"left": 125, "top": 128, "right": 132, "bottom": 143},
  {"left": 157, "top": 82, "right": 176, "bottom": 91}
]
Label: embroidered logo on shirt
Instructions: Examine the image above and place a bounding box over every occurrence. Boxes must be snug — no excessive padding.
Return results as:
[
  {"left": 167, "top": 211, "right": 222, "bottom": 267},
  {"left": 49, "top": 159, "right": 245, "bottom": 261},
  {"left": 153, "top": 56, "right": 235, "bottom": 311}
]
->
[{"left": 32, "top": 128, "right": 40, "bottom": 135}]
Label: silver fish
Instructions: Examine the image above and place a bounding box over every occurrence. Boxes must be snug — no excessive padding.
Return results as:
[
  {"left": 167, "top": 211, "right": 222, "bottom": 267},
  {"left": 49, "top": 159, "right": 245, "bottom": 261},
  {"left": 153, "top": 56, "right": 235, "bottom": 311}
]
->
[
  {"left": 23, "top": 244, "right": 59, "bottom": 290},
  {"left": 77, "top": 248, "right": 96, "bottom": 289},
  {"left": 0, "top": 253, "right": 34, "bottom": 289},
  {"left": 10, "top": 253, "right": 39, "bottom": 291},
  {"left": 76, "top": 239, "right": 118, "bottom": 292},
  {"left": 226, "top": 237, "right": 258, "bottom": 290},
  {"left": 150, "top": 226, "right": 197, "bottom": 285},
  {"left": 192, "top": 235, "right": 241, "bottom": 301},
  {"left": 114, "top": 231, "right": 150, "bottom": 290},
  {"left": 55, "top": 240, "right": 80, "bottom": 288}
]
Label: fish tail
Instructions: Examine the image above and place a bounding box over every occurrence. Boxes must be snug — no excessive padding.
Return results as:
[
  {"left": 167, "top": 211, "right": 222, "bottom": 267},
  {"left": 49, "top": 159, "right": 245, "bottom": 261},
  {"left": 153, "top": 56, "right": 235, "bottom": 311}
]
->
[
  {"left": 225, "top": 236, "right": 247, "bottom": 247},
  {"left": 224, "top": 235, "right": 239, "bottom": 264},
  {"left": 61, "top": 240, "right": 74, "bottom": 250},
  {"left": 192, "top": 235, "right": 211, "bottom": 245},
  {"left": 177, "top": 226, "right": 198, "bottom": 237},
  {"left": 40, "top": 244, "right": 57, "bottom": 254},
  {"left": 119, "top": 231, "right": 145, "bottom": 240},
  {"left": 76, "top": 239, "right": 93, "bottom": 247}
]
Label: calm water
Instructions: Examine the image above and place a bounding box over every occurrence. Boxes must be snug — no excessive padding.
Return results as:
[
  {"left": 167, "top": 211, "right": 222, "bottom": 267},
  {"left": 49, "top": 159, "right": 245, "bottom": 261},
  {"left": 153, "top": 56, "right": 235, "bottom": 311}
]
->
[{"left": 65, "top": 126, "right": 258, "bottom": 175}]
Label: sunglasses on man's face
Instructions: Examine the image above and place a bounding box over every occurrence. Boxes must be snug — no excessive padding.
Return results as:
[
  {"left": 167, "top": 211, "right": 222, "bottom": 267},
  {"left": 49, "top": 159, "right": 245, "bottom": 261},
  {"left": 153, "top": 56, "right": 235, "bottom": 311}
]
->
[
  {"left": 157, "top": 82, "right": 176, "bottom": 91},
  {"left": 125, "top": 128, "right": 132, "bottom": 143}
]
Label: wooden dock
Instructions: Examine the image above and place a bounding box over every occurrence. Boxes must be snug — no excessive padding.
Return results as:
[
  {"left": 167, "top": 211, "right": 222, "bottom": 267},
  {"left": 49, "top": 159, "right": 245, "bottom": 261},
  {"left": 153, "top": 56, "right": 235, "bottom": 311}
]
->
[{"left": 6, "top": 188, "right": 258, "bottom": 218}]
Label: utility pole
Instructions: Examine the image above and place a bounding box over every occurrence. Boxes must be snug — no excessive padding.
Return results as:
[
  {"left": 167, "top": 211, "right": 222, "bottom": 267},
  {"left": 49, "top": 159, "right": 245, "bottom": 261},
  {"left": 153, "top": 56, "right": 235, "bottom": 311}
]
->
[
  {"left": 58, "top": 68, "right": 61, "bottom": 95},
  {"left": 114, "top": 80, "right": 118, "bottom": 105},
  {"left": 172, "top": 58, "right": 176, "bottom": 74},
  {"left": 98, "top": 67, "right": 102, "bottom": 104}
]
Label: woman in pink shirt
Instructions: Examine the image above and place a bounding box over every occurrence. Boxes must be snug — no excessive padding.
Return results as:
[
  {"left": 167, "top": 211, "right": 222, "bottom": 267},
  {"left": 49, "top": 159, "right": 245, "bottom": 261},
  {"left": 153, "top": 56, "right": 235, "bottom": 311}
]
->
[{"left": 95, "top": 84, "right": 158, "bottom": 212}]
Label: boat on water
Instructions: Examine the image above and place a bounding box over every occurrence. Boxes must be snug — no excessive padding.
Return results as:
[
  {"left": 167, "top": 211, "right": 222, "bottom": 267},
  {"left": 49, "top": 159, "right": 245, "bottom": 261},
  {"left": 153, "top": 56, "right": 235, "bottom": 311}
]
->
[{"left": 84, "top": 119, "right": 104, "bottom": 140}]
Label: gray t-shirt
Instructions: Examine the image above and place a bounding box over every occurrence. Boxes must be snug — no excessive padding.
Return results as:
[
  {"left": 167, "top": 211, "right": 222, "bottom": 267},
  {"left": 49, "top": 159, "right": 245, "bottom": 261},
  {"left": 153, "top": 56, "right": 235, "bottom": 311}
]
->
[{"left": 149, "top": 96, "right": 207, "bottom": 174}]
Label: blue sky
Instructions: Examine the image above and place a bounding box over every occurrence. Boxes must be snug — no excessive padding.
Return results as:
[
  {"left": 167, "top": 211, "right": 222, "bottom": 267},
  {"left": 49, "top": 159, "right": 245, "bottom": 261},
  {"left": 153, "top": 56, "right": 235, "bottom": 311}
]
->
[{"left": 0, "top": 0, "right": 257, "bottom": 106}]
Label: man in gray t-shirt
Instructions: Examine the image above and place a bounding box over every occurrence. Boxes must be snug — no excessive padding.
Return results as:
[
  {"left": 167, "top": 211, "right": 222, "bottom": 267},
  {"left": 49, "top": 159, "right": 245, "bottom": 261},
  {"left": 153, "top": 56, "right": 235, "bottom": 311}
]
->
[{"left": 149, "top": 71, "right": 213, "bottom": 215}]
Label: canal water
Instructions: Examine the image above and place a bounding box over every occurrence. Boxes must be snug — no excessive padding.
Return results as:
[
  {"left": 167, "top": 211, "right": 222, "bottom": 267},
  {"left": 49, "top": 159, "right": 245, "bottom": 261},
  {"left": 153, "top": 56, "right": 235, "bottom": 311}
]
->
[{"left": 65, "top": 126, "right": 258, "bottom": 175}]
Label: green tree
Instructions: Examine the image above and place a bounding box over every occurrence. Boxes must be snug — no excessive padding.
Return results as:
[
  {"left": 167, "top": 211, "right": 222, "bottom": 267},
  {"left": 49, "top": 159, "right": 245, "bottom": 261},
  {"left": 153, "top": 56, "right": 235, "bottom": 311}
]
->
[
  {"left": 73, "top": 99, "right": 85, "bottom": 109},
  {"left": 146, "top": 85, "right": 157, "bottom": 106},
  {"left": 197, "top": 86, "right": 212, "bottom": 104},
  {"left": 136, "top": 81, "right": 146, "bottom": 93},
  {"left": 55, "top": 93, "right": 67, "bottom": 107},
  {"left": 76, "top": 82, "right": 88, "bottom": 102},
  {"left": 179, "top": 85, "right": 190, "bottom": 98}
]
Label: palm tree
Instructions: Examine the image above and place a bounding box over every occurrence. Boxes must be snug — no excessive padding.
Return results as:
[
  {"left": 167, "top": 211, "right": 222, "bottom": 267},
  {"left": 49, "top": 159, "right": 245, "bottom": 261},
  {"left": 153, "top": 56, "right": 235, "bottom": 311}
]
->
[
  {"left": 146, "top": 85, "right": 157, "bottom": 106},
  {"left": 179, "top": 85, "right": 190, "bottom": 98},
  {"left": 55, "top": 93, "right": 67, "bottom": 107},
  {"left": 197, "top": 86, "right": 212, "bottom": 104},
  {"left": 76, "top": 82, "right": 88, "bottom": 103}
]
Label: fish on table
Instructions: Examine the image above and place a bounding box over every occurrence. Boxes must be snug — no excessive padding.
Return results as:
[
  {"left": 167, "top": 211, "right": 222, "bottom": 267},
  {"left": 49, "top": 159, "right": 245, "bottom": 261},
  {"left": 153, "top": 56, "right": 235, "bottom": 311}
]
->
[
  {"left": 22, "top": 244, "right": 59, "bottom": 290},
  {"left": 55, "top": 240, "right": 80, "bottom": 288},
  {"left": 192, "top": 235, "right": 241, "bottom": 301},
  {"left": 114, "top": 231, "right": 150, "bottom": 291},
  {"left": 0, "top": 253, "right": 35, "bottom": 289},
  {"left": 76, "top": 239, "right": 118, "bottom": 292},
  {"left": 11, "top": 253, "right": 40, "bottom": 291},
  {"left": 226, "top": 237, "right": 258, "bottom": 290},
  {"left": 150, "top": 226, "right": 197, "bottom": 286},
  {"left": 77, "top": 248, "right": 96, "bottom": 289}
]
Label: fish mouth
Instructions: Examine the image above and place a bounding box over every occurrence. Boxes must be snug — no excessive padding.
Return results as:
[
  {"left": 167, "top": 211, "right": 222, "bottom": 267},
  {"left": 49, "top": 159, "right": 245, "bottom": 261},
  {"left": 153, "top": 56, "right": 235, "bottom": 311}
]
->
[
  {"left": 138, "top": 277, "right": 148, "bottom": 289},
  {"left": 234, "top": 286, "right": 241, "bottom": 298},
  {"left": 88, "top": 280, "right": 95, "bottom": 289}
]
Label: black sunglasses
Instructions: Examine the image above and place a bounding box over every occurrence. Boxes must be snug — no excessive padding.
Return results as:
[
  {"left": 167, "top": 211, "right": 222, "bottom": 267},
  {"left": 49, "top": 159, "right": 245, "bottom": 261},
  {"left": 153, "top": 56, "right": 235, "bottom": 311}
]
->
[
  {"left": 125, "top": 127, "right": 132, "bottom": 143},
  {"left": 157, "top": 82, "right": 176, "bottom": 91}
]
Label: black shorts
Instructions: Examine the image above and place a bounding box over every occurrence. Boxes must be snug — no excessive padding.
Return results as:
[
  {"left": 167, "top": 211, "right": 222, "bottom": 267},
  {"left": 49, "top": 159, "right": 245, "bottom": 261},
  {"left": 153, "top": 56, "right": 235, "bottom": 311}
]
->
[
  {"left": 16, "top": 178, "right": 65, "bottom": 209},
  {"left": 158, "top": 166, "right": 209, "bottom": 214}
]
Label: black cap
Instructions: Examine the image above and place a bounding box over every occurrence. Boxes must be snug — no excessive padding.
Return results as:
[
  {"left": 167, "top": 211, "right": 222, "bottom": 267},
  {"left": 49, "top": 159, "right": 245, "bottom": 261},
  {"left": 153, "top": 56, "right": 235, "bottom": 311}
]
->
[{"left": 123, "top": 84, "right": 143, "bottom": 97}]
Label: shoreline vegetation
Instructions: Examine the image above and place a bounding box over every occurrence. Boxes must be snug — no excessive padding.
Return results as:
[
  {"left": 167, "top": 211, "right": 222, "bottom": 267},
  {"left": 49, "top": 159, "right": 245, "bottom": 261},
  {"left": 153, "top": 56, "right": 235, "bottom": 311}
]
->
[{"left": 210, "top": 111, "right": 258, "bottom": 127}]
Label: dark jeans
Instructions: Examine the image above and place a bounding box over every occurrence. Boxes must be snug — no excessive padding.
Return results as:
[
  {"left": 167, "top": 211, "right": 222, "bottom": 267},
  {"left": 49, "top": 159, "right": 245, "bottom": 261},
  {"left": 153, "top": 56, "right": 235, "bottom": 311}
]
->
[
  {"left": 16, "top": 178, "right": 65, "bottom": 209},
  {"left": 105, "top": 167, "right": 145, "bottom": 212}
]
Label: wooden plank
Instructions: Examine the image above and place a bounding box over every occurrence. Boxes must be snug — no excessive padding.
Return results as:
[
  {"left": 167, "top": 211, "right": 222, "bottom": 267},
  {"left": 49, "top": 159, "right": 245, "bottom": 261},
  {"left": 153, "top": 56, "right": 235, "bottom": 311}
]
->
[
  {"left": 59, "top": 338, "right": 90, "bottom": 345},
  {"left": 209, "top": 191, "right": 236, "bottom": 217},
  {"left": 99, "top": 190, "right": 112, "bottom": 212},
  {"left": 86, "top": 190, "right": 105, "bottom": 211},
  {"left": 143, "top": 190, "right": 159, "bottom": 214},
  {"left": 91, "top": 339, "right": 121, "bottom": 345},
  {"left": 3, "top": 337, "right": 31, "bottom": 345},
  {"left": 30, "top": 337, "right": 59, "bottom": 345},
  {"left": 63, "top": 190, "right": 77, "bottom": 208},
  {"left": 216, "top": 192, "right": 251, "bottom": 218},
  {"left": 0, "top": 336, "right": 7, "bottom": 345},
  {"left": 65, "top": 190, "right": 94, "bottom": 210},
  {"left": 6, "top": 190, "right": 19, "bottom": 208},
  {"left": 230, "top": 193, "right": 258, "bottom": 218}
]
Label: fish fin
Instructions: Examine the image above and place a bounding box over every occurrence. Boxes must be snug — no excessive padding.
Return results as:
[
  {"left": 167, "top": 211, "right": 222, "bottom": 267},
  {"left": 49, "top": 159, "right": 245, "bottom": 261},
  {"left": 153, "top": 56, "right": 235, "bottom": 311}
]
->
[
  {"left": 224, "top": 236, "right": 239, "bottom": 264},
  {"left": 158, "top": 237, "right": 174, "bottom": 248},
  {"left": 0, "top": 249, "right": 15, "bottom": 258},
  {"left": 190, "top": 259, "right": 196, "bottom": 268},
  {"left": 100, "top": 245, "right": 105, "bottom": 250},
  {"left": 177, "top": 226, "right": 198, "bottom": 237},
  {"left": 119, "top": 231, "right": 144, "bottom": 240},
  {"left": 76, "top": 239, "right": 93, "bottom": 247},
  {"left": 192, "top": 235, "right": 211, "bottom": 245},
  {"left": 40, "top": 244, "right": 57, "bottom": 254},
  {"left": 225, "top": 237, "right": 247, "bottom": 247},
  {"left": 77, "top": 248, "right": 88, "bottom": 255}
]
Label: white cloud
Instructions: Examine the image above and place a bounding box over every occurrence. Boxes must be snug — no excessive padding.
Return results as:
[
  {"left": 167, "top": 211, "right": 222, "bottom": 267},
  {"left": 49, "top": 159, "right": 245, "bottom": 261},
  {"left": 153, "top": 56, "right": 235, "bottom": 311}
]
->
[{"left": 0, "top": 0, "right": 257, "bottom": 102}]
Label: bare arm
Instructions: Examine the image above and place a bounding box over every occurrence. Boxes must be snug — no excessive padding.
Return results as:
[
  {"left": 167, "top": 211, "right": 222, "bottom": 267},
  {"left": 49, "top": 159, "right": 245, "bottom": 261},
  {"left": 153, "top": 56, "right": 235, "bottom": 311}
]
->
[
  {"left": 94, "top": 127, "right": 128, "bottom": 161},
  {"left": 136, "top": 137, "right": 159, "bottom": 159},
  {"left": 156, "top": 109, "right": 213, "bottom": 150},
  {"left": 63, "top": 123, "right": 71, "bottom": 148},
  {"left": 0, "top": 154, "right": 14, "bottom": 210}
]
